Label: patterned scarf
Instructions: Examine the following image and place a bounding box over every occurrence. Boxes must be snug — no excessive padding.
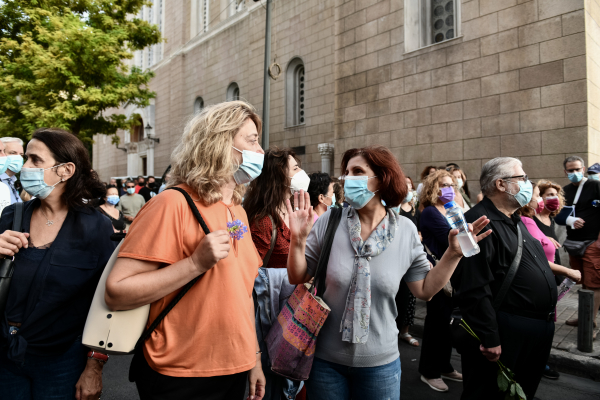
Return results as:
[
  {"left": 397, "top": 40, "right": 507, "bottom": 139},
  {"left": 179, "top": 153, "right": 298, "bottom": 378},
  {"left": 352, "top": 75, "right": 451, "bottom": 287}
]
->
[{"left": 340, "top": 208, "right": 398, "bottom": 344}]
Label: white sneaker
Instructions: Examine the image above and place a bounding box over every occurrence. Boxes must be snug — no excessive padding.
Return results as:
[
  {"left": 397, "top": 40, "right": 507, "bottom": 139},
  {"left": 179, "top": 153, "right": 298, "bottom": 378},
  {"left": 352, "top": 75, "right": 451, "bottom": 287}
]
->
[
  {"left": 421, "top": 375, "right": 449, "bottom": 392},
  {"left": 441, "top": 370, "right": 463, "bottom": 382}
]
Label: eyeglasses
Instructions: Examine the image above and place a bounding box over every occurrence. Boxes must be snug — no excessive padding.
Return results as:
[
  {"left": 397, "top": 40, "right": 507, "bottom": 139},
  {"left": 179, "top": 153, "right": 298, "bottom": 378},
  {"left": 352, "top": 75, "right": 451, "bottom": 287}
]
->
[
  {"left": 440, "top": 183, "right": 456, "bottom": 188},
  {"left": 502, "top": 175, "right": 529, "bottom": 183},
  {"left": 565, "top": 168, "right": 583, "bottom": 173},
  {"left": 126, "top": 186, "right": 136, "bottom": 189}
]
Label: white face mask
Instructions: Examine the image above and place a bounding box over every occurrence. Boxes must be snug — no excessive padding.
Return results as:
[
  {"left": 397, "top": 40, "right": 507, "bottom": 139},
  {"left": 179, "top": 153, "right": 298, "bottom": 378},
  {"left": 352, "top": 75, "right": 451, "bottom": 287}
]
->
[{"left": 289, "top": 170, "right": 310, "bottom": 194}]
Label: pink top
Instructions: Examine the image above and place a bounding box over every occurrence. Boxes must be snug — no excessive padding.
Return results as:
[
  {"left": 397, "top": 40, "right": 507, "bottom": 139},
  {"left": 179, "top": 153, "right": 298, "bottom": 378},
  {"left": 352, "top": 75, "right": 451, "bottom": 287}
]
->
[{"left": 521, "top": 216, "right": 555, "bottom": 263}]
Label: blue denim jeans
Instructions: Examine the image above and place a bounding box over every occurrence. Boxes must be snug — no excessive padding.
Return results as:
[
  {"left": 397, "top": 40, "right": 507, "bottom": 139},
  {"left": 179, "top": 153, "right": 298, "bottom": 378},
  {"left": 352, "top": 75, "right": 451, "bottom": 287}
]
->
[
  {"left": 0, "top": 337, "right": 88, "bottom": 399},
  {"left": 306, "top": 357, "right": 401, "bottom": 400}
]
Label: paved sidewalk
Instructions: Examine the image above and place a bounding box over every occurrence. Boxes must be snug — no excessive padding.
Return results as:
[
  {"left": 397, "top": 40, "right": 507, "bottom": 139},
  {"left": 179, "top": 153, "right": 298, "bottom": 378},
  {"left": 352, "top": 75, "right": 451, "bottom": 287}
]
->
[{"left": 411, "top": 284, "right": 600, "bottom": 380}]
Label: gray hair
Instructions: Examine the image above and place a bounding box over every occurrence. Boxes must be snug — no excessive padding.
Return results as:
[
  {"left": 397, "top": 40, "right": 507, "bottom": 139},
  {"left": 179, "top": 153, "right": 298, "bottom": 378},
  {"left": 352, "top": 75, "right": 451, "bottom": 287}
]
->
[
  {"left": 125, "top": 179, "right": 135, "bottom": 185},
  {"left": 480, "top": 157, "right": 523, "bottom": 196},
  {"left": 0, "top": 137, "right": 24, "bottom": 146},
  {"left": 563, "top": 156, "right": 585, "bottom": 170}
]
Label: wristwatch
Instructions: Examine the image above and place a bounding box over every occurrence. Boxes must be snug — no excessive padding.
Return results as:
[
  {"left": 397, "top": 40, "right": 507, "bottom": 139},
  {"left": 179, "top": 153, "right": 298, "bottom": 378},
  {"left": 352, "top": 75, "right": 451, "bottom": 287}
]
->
[{"left": 87, "top": 350, "right": 109, "bottom": 364}]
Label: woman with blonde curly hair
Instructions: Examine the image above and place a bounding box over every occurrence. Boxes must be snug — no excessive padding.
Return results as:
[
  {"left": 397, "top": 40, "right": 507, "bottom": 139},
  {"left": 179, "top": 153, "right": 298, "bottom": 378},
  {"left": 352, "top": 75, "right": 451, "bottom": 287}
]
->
[
  {"left": 534, "top": 180, "right": 566, "bottom": 264},
  {"left": 105, "top": 101, "right": 266, "bottom": 400}
]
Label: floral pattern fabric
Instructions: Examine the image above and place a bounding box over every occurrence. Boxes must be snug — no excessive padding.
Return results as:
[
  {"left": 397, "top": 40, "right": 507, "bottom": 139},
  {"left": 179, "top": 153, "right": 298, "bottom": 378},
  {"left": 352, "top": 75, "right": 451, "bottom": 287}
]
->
[{"left": 340, "top": 208, "right": 398, "bottom": 344}]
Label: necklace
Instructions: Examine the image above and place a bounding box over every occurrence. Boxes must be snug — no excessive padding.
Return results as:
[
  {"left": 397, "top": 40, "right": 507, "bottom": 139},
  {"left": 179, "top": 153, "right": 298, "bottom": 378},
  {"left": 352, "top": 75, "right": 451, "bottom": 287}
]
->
[{"left": 40, "top": 209, "right": 54, "bottom": 226}]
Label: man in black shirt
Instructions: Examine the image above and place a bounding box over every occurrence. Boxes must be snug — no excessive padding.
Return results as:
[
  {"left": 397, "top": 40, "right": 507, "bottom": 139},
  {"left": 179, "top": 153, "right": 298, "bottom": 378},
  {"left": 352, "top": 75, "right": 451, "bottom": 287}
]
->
[
  {"left": 561, "top": 156, "right": 600, "bottom": 328},
  {"left": 452, "top": 157, "right": 557, "bottom": 400}
]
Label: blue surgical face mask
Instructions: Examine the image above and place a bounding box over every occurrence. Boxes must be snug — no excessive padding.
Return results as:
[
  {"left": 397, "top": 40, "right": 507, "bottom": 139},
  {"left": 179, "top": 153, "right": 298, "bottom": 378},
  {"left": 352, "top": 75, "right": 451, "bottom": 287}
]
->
[
  {"left": 344, "top": 176, "right": 378, "bottom": 210},
  {"left": 233, "top": 146, "right": 264, "bottom": 185},
  {"left": 568, "top": 172, "right": 584, "bottom": 183},
  {"left": 20, "top": 164, "right": 66, "bottom": 200},
  {"left": 7, "top": 155, "right": 23, "bottom": 174},
  {"left": 588, "top": 174, "right": 600, "bottom": 181},
  {"left": 324, "top": 193, "right": 336, "bottom": 209},
  {"left": 126, "top": 188, "right": 136, "bottom": 195},
  {"left": 391, "top": 206, "right": 400, "bottom": 214},
  {"left": 507, "top": 179, "right": 533, "bottom": 207},
  {"left": 0, "top": 157, "right": 8, "bottom": 175},
  {"left": 106, "top": 195, "right": 120, "bottom": 205},
  {"left": 403, "top": 191, "right": 414, "bottom": 204}
]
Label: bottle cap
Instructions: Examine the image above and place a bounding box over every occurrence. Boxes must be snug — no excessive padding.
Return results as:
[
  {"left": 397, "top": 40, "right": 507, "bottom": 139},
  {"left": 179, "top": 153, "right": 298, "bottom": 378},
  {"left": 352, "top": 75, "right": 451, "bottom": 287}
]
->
[{"left": 443, "top": 201, "right": 457, "bottom": 209}]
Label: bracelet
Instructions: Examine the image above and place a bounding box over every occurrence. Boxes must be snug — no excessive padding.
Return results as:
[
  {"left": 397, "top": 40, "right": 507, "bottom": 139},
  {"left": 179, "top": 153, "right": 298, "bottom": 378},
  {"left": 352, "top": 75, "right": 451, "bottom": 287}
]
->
[{"left": 87, "top": 350, "right": 109, "bottom": 365}]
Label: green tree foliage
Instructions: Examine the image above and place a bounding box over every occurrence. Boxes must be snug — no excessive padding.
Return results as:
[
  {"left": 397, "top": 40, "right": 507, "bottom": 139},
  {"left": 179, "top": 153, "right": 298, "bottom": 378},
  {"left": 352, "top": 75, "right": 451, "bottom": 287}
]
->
[{"left": 0, "top": 0, "right": 162, "bottom": 146}]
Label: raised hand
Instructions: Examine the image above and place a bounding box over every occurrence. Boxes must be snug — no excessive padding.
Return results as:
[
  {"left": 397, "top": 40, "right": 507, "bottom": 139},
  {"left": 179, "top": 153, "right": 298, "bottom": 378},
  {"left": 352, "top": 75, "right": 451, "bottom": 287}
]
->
[
  {"left": 447, "top": 216, "right": 492, "bottom": 257},
  {"left": 286, "top": 190, "right": 314, "bottom": 243}
]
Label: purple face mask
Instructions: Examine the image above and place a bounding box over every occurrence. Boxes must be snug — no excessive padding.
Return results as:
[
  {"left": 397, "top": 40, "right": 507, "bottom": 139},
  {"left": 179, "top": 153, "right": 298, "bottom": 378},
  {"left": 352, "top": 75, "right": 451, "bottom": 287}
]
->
[{"left": 439, "top": 187, "right": 455, "bottom": 204}]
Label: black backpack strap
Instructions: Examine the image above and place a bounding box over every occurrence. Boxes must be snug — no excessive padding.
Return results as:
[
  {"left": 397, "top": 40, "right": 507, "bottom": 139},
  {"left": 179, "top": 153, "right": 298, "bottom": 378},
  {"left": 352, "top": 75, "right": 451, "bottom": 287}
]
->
[
  {"left": 12, "top": 202, "right": 23, "bottom": 232},
  {"left": 492, "top": 224, "right": 523, "bottom": 311},
  {"left": 312, "top": 208, "right": 343, "bottom": 298},
  {"left": 133, "top": 187, "right": 210, "bottom": 350}
]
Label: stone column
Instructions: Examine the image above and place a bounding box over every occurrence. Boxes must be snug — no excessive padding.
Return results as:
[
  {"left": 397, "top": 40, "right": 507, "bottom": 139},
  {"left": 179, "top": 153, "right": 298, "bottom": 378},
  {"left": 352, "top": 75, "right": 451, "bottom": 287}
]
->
[{"left": 318, "top": 143, "right": 334, "bottom": 175}]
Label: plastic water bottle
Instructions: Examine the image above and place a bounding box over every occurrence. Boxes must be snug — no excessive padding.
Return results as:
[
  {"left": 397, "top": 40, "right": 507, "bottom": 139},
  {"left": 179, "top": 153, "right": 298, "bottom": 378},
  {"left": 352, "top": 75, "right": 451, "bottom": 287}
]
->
[
  {"left": 557, "top": 278, "right": 576, "bottom": 302},
  {"left": 443, "top": 201, "right": 480, "bottom": 257}
]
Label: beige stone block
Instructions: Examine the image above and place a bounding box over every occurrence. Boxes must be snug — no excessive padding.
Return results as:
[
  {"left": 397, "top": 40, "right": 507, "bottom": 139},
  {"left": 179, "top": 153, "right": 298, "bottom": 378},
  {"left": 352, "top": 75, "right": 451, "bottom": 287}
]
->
[
  {"left": 417, "top": 86, "right": 447, "bottom": 108},
  {"left": 356, "top": 117, "right": 380, "bottom": 136},
  {"left": 431, "top": 102, "right": 463, "bottom": 124},
  {"left": 400, "top": 144, "right": 432, "bottom": 164},
  {"left": 540, "top": 80, "right": 587, "bottom": 107},
  {"left": 540, "top": 33, "right": 585, "bottom": 63},
  {"left": 464, "top": 137, "right": 501, "bottom": 159},
  {"left": 405, "top": 71, "right": 432, "bottom": 93},
  {"left": 337, "top": 60, "right": 356, "bottom": 79},
  {"left": 447, "top": 79, "right": 481, "bottom": 102},
  {"left": 379, "top": 113, "right": 404, "bottom": 133},
  {"left": 391, "top": 58, "right": 417, "bottom": 80},
  {"left": 344, "top": 10, "right": 366, "bottom": 31},
  {"left": 416, "top": 124, "right": 447, "bottom": 143},
  {"left": 520, "top": 106, "right": 565, "bottom": 132},
  {"left": 390, "top": 93, "right": 417, "bottom": 112},
  {"left": 464, "top": 96, "right": 501, "bottom": 119},
  {"left": 464, "top": 118, "right": 483, "bottom": 139},
  {"left": 344, "top": 104, "right": 367, "bottom": 122},
  {"left": 446, "top": 40, "right": 481, "bottom": 65},
  {"left": 366, "top": 0, "right": 390, "bottom": 22},
  {"left": 405, "top": 108, "right": 432, "bottom": 127},
  {"left": 538, "top": 0, "right": 583, "bottom": 20},
  {"left": 498, "top": 1, "right": 538, "bottom": 32},
  {"left": 462, "top": 0, "right": 480, "bottom": 22},
  {"left": 431, "top": 64, "right": 463, "bottom": 87},
  {"left": 367, "top": 65, "right": 390, "bottom": 85},
  {"left": 562, "top": 10, "right": 585, "bottom": 35},
  {"left": 501, "top": 132, "right": 542, "bottom": 156},
  {"left": 379, "top": 78, "right": 405, "bottom": 99},
  {"left": 338, "top": 92, "right": 356, "bottom": 109},
  {"left": 519, "top": 61, "right": 563, "bottom": 89},
  {"left": 344, "top": 41, "right": 366, "bottom": 61},
  {"left": 481, "top": 71, "right": 519, "bottom": 96},
  {"left": 460, "top": 159, "right": 483, "bottom": 182},
  {"left": 391, "top": 128, "right": 417, "bottom": 147},
  {"left": 378, "top": 10, "right": 403, "bottom": 33},
  {"left": 499, "top": 44, "right": 540, "bottom": 72},
  {"left": 355, "top": 19, "right": 378, "bottom": 42},
  {"left": 355, "top": 53, "right": 379, "bottom": 73},
  {"left": 377, "top": 44, "right": 403, "bottom": 66},
  {"left": 356, "top": 86, "right": 379, "bottom": 104},
  {"left": 342, "top": 73, "right": 367, "bottom": 92},
  {"left": 564, "top": 56, "right": 586, "bottom": 82},
  {"left": 518, "top": 17, "right": 562, "bottom": 47},
  {"left": 417, "top": 49, "right": 447, "bottom": 73},
  {"left": 365, "top": 132, "right": 392, "bottom": 147},
  {"left": 355, "top": 0, "right": 380, "bottom": 12},
  {"left": 432, "top": 140, "right": 463, "bottom": 161},
  {"left": 464, "top": 54, "right": 499, "bottom": 80},
  {"left": 463, "top": 13, "right": 499, "bottom": 41},
  {"left": 366, "top": 32, "right": 391, "bottom": 53},
  {"left": 339, "top": 121, "right": 356, "bottom": 138},
  {"left": 481, "top": 29, "right": 519, "bottom": 56},
  {"left": 480, "top": 0, "right": 516, "bottom": 15},
  {"left": 541, "top": 127, "right": 587, "bottom": 154},
  {"left": 367, "top": 99, "right": 390, "bottom": 117},
  {"left": 500, "top": 88, "right": 541, "bottom": 113},
  {"left": 482, "top": 113, "right": 520, "bottom": 136},
  {"left": 565, "top": 102, "right": 587, "bottom": 127},
  {"left": 519, "top": 155, "right": 571, "bottom": 181},
  {"left": 339, "top": 30, "right": 356, "bottom": 49}
]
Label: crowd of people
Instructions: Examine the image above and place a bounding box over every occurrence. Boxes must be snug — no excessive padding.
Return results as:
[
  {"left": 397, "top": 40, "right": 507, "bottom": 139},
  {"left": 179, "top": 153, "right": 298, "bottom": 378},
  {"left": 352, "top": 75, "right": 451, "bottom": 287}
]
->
[{"left": 0, "top": 100, "right": 597, "bottom": 400}]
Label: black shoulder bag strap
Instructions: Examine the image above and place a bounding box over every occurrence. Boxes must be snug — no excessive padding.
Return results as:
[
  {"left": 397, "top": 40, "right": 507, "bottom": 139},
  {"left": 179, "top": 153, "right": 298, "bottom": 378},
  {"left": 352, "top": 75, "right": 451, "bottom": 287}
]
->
[
  {"left": 492, "top": 224, "right": 523, "bottom": 311},
  {"left": 312, "top": 208, "right": 343, "bottom": 298},
  {"left": 262, "top": 215, "right": 278, "bottom": 268},
  {"left": 0, "top": 202, "right": 24, "bottom": 314},
  {"left": 129, "top": 187, "right": 210, "bottom": 382}
]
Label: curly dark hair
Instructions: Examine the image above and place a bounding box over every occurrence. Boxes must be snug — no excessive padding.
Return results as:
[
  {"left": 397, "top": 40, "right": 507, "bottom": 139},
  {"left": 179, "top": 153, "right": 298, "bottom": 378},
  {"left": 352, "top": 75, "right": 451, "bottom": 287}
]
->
[
  {"left": 31, "top": 128, "right": 106, "bottom": 209},
  {"left": 307, "top": 172, "right": 332, "bottom": 208},
  {"left": 244, "top": 147, "right": 300, "bottom": 228}
]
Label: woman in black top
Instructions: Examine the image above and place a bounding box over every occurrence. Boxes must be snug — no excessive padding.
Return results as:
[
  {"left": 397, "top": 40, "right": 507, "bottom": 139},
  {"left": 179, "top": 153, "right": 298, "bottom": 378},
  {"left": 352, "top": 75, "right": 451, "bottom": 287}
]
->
[
  {"left": 97, "top": 185, "right": 126, "bottom": 232},
  {"left": 534, "top": 180, "right": 563, "bottom": 267}
]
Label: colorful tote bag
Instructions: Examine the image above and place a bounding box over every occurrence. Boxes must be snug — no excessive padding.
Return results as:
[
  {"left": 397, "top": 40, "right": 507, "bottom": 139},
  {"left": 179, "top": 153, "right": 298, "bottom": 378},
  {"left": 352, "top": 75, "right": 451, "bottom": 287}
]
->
[{"left": 265, "top": 208, "right": 343, "bottom": 381}]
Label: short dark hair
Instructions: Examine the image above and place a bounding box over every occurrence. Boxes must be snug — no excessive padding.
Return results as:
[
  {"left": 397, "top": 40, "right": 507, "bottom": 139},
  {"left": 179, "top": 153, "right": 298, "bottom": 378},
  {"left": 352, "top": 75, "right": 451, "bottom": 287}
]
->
[
  {"left": 125, "top": 179, "right": 135, "bottom": 186},
  {"left": 307, "top": 172, "right": 332, "bottom": 208},
  {"left": 31, "top": 128, "right": 106, "bottom": 209},
  {"left": 341, "top": 146, "right": 407, "bottom": 208},
  {"left": 563, "top": 156, "right": 585, "bottom": 170}
]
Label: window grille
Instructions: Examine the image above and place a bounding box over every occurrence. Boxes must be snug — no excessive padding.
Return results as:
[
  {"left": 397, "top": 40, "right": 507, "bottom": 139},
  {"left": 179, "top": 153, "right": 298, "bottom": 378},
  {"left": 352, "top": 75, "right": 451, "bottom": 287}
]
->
[
  {"left": 227, "top": 83, "right": 240, "bottom": 101},
  {"left": 194, "top": 97, "right": 204, "bottom": 114},
  {"left": 405, "top": 0, "right": 460, "bottom": 52},
  {"left": 286, "top": 58, "right": 305, "bottom": 127}
]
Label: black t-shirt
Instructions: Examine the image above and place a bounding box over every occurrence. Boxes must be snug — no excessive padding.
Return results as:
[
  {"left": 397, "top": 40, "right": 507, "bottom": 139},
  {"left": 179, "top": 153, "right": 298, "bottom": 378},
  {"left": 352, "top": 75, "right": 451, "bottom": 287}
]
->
[
  {"left": 400, "top": 206, "right": 420, "bottom": 230},
  {"left": 138, "top": 187, "right": 154, "bottom": 203},
  {"left": 563, "top": 180, "right": 600, "bottom": 241},
  {"left": 533, "top": 216, "right": 560, "bottom": 264}
]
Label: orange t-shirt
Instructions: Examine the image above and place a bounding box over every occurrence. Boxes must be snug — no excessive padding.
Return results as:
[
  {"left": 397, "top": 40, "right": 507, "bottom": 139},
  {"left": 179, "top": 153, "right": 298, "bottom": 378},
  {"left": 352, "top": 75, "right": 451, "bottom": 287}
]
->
[{"left": 118, "top": 184, "right": 261, "bottom": 377}]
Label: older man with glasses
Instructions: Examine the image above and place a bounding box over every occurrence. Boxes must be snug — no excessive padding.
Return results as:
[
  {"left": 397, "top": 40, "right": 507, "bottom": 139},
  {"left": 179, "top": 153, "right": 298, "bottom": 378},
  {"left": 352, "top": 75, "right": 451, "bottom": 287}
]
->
[
  {"left": 117, "top": 179, "right": 146, "bottom": 229},
  {"left": 0, "top": 137, "right": 24, "bottom": 204},
  {"left": 451, "top": 157, "right": 557, "bottom": 400}
]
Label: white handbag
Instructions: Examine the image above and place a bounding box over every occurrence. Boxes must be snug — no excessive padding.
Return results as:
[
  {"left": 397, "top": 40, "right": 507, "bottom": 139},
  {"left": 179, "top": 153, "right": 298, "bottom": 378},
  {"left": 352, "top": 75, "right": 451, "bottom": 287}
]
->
[{"left": 82, "top": 240, "right": 150, "bottom": 355}]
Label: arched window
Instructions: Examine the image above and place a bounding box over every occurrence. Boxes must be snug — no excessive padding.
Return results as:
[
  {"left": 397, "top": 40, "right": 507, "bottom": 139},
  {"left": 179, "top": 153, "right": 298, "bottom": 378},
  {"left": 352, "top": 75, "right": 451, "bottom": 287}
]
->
[
  {"left": 227, "top": 82, "right": 240, "bottom": 101},
  {"left": 286, "top": 58, "right": 305, "bottom": 127},
  {"left": 194, "top": 97, "right": 204, "bottom": 114},
  {"left": 131, "top": 115, "right": 144, "bottom": 142}
]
